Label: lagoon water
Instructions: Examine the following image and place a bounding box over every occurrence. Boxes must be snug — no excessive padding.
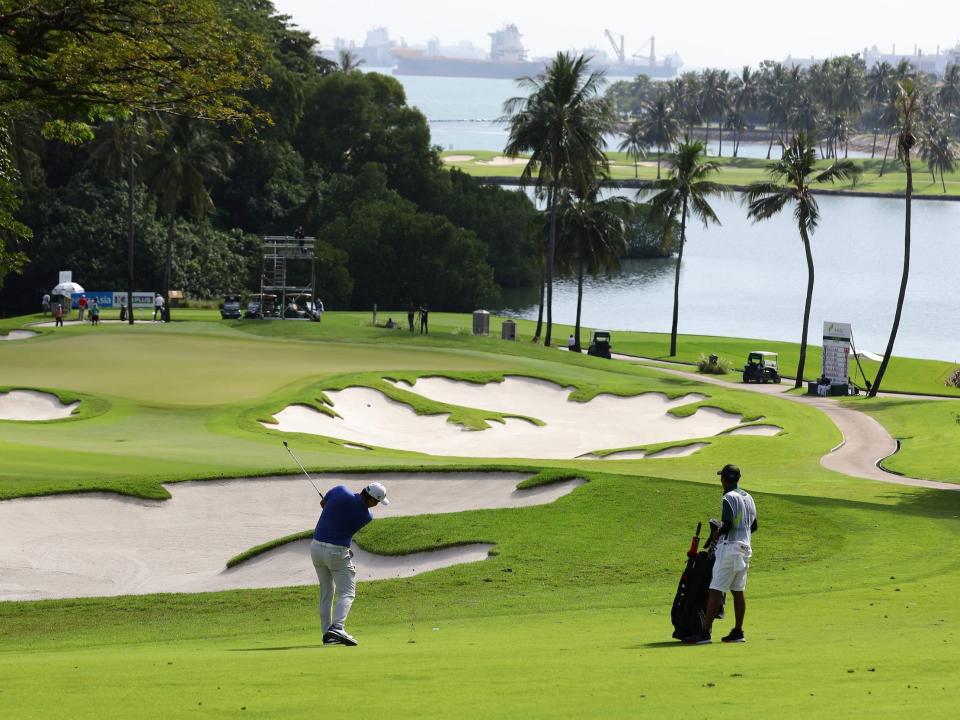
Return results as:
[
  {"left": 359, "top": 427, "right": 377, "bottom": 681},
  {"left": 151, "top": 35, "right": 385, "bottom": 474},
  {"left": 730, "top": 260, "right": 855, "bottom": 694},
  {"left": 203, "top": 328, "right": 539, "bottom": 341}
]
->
[
  {"left": 385, "top": 71, "right": 957, "bottom": 362},
  {"left": 500, "top": 193, "right": 960, "bottom": 363}
]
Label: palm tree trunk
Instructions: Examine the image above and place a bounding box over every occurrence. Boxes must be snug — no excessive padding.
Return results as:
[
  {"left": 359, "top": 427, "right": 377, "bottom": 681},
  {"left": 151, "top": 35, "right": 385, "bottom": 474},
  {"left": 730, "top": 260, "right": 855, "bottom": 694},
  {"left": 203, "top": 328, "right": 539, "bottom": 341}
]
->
[
  {"left": 767, "top": 127, "right": 775, "bottom": 159},
  {"left": 573, "top": 252, "right": 584, "bottom": 352},
  {"left": 126, "top": 117, "right": 136, "bottom": 325},
  {"left": 656, "top": 145, "right": 662, "bottom": 179},
  {"left": 871, "top": 128, "right": 879, "bottom": 158},
  {"left": 717, "top": 121, "right": 723, "bottom": 157},
  {"left": 545, "top": 179, "right": 558, "bottom": 348},
  {"left": 670, "top": 196, "right": 688, "bottom": 356},
  {"left": 164, "top": 213, "right": 174, "bottom": 322},
  {"left": 879, "top": 132, "right": 893, "bottom": 176},
  {"left": 942, "top": 167, "right": 947, "bottom": 193},
  {"left": 533, "top": 261, "right": 545, "bottom": 342},
  {"left": 870, "top": 151, "right": 912, "bottom": 397},
  {"left": 795, "top": 223, "right": 815, "bottom": 389}
]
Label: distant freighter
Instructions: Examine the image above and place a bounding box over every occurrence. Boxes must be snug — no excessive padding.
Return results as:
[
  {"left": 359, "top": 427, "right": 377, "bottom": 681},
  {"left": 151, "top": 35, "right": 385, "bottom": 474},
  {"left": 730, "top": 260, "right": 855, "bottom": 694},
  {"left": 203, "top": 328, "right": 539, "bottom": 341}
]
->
[{"left": 392, "top": 25, "right": 681, "bottom": 80}]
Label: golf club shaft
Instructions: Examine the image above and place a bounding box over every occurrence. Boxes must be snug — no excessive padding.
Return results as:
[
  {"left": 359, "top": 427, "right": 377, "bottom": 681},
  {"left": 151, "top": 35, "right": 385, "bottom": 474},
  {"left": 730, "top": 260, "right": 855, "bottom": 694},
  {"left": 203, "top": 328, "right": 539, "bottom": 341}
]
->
[{"left": 283, "top": 442, "right": 323, "bottom": 498}]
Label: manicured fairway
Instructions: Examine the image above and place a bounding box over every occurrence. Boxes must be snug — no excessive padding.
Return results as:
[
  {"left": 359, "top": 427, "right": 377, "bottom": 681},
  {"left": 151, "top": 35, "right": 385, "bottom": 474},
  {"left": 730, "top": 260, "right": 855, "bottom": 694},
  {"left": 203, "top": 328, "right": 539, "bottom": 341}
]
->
[
  {"left": 1, "top": 311, "right": 958, "bottom": 718},
  {"left": 442, "top": 149, "right": 960, "bottom": 198}
]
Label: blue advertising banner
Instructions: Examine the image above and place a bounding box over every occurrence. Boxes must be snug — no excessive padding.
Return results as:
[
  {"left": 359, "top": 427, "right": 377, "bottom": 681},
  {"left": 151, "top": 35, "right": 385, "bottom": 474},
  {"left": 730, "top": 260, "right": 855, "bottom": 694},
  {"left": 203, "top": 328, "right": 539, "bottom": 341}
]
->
[{"left": 70, "top": 292, "right": 154, "bottom": 309}]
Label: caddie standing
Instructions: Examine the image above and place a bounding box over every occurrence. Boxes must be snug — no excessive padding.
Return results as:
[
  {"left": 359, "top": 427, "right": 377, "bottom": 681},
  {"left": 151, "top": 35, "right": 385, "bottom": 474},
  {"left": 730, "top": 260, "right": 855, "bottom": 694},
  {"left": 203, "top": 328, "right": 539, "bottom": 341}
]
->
[
  {"left": 310, "top": 482, "right": 389, "bottom": 646},
  {"left": 685, "top": 464, "right": 758, "bottom": 644}
]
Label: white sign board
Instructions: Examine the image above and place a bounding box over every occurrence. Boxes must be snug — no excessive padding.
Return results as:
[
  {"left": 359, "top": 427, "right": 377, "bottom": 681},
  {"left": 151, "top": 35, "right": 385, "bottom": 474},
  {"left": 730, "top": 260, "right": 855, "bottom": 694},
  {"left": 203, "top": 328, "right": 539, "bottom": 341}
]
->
[
  {"left": 59, "top": 271, "right": 72, "bottom": 284},
  {"left": 822, "top": 321, "right": 852, "bottom": 384}
]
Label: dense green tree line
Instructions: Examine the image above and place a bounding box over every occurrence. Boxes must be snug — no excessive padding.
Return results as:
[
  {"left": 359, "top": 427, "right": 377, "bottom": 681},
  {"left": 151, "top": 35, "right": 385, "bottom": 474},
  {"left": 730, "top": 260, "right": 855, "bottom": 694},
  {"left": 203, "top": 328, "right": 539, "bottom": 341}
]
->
[
  {"left": 608, "top": 57, "right": 959, "bottom": 173},
  {"left": 0, "top": 1, "right": 540, "bottom": 312}
]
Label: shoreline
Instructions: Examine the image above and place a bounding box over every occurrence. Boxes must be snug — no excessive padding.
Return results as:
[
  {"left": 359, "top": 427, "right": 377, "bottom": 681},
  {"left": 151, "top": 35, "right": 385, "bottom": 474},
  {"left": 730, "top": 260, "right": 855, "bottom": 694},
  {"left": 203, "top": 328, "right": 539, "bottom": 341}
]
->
[{"left": 476, "top": 176, "right": 960, "bottom": 202}]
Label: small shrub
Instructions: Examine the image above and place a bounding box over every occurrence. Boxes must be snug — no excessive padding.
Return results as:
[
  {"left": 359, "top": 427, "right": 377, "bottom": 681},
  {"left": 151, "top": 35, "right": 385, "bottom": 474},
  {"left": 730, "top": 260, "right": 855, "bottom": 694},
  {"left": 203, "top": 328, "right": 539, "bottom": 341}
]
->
[
  {"left": 946, "top": 367, "right": 960, "bottom": 388},
  {"left": 697, "top": 353, "right": 730, "bottom": 375}
]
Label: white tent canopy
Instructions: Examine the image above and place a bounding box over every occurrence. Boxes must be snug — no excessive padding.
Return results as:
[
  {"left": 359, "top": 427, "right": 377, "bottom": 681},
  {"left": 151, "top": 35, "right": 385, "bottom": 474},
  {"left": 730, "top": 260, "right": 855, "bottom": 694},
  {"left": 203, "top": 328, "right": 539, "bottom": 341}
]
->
[{"left": 51, "top": 282, "right": 84, "bottom": 295}]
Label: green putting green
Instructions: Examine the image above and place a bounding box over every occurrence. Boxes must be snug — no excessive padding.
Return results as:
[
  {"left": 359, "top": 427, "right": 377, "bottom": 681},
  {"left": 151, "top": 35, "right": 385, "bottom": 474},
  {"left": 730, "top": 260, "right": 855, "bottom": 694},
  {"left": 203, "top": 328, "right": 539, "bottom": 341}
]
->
[{"left": 0, "top": 311, "right": 958, "bottom": 718}]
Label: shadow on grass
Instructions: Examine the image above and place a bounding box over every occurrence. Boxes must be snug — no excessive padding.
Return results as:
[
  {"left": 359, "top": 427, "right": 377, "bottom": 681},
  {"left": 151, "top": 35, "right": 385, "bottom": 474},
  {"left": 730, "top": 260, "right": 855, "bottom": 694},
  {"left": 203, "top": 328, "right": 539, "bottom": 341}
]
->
[
  {"left": 228, "top": 644, "right": 327, "bottom": 652},
  {"left": 628, "top": 641, "right": 687, "bottom": 649}
]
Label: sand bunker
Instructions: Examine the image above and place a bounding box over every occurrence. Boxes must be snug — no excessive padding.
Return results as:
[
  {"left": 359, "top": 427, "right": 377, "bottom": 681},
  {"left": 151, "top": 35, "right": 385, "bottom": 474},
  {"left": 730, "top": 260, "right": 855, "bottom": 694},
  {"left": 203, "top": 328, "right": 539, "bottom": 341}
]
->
[
  {"left": 476, "top": 156, "right": 528, "bottom": 166},
  {"left": 0, "top": 472, "right": 584, "bottom": 601},
  {"left": 728, "top": 424, "right": 781, "bottom": 436},
  {"left": 0, "top": 390, "right": 79, "bottom": 421},
  {"left": 0, "top": 330, "right": 37, "bottom": 340},
  {"left": 442, "top": 155, "right": 475, "bottom": 162},
  {"left": 266, "top": 377, "right": 751, "bottom": 459}
]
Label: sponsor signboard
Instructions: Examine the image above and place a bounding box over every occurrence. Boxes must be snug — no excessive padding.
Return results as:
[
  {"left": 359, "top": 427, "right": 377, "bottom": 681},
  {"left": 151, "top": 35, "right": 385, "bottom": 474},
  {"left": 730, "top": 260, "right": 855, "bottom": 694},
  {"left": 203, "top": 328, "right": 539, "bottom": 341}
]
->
[
  {"left": 822, "top": 321, "right": 852, "bottom": 384},
  {"left": 71, "top": 292, "right": 154, "bottom": 309},
  {"left": 58, "top": 270, "right": 72, "bottom": 284}
]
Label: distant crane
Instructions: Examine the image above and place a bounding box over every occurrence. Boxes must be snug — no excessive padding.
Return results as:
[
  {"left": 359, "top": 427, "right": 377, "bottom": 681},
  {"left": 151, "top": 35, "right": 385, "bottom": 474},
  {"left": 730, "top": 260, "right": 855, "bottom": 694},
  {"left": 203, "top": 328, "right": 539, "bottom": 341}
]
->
[
  {"left": 605, "top": 30, "right": 658, "bottom": 67},
  {"left": 604, "top": 29, "right": 625, "bottom": 64},
  {"left": 632, "top": 35, "right": 657, "bottom": 66}
]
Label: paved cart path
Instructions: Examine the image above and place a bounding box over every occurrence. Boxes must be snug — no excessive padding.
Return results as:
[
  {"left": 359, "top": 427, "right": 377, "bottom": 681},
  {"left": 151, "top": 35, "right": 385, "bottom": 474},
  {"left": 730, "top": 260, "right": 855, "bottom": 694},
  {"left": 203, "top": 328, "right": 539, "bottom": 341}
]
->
[{"left": 608, "top": 352, "right": 959, "bottom": 491}]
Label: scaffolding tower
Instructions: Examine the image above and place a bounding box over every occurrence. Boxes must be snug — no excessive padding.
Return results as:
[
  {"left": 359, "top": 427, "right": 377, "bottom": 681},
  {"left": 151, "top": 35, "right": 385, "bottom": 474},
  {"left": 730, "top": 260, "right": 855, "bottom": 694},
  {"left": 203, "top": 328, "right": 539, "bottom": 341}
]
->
[{"left": 261, "top": 235, "right": 316, "bottom": 319}]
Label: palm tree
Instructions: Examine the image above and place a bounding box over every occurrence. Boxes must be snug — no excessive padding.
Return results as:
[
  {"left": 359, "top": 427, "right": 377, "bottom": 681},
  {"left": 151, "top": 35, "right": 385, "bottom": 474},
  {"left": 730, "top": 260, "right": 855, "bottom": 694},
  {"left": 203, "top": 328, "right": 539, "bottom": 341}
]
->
[
  {"left": 919, "top": 127, "right": 957, "bottom": 193},
  {"left": 90, "top": 114, "right": 151, "bottom": 324},
  {"left": 700, "top": 69, "right": 730, "bottom": 155},
  {"left": 745, "top": 134, "right": 859, "bottom": 388},
  {"left": 866, "top": 61, "right": 894, "bottom": 157},
  {"left": 143, "top": 116, "right": 231, "bottom": 321},
  {"left": 559, "top": 185, "right": 629, "bottom": 351},
  {"left": 870, "top": 80, "right": 921, "bottom": 397},
  {"left": 643, "top": 138, "right": 731, "bottom": 356},
  {"left": 617, "top": 121, "right": 648, "bottom": 178},
  {"left": 732, "top": 66, "right": 759, "bottom": 157},
  {"left": 338, "top": 50, "right": 366, "bottom": 72},
  {"left": 502, "top": 52, "right": 612, "bottom": 347},
  {"left": 637, "top": 95, "right": 681, "bottom": 179}
]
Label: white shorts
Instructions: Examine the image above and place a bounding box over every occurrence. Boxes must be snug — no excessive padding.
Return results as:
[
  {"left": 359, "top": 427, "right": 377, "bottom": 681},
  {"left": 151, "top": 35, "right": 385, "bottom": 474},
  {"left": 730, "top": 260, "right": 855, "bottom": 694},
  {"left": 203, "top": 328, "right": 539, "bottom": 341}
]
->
[{"left": 710, "top": 542, "right": 752, "bottom": 592}]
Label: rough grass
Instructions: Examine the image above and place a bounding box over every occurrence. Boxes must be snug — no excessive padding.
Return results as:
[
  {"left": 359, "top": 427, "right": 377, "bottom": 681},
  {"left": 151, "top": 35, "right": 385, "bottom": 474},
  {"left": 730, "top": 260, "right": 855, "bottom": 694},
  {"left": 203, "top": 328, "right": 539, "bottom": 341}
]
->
[{"left": 846, "top": 395, "right": 960, "bottom": 483}]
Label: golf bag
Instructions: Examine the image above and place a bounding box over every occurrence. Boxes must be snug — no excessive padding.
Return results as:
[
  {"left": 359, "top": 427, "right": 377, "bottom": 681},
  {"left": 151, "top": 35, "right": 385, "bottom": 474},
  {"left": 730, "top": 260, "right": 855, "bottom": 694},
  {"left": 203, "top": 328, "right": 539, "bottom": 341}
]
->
[{"left": 670, "top": 521, "right": 723, "bottom": 640}]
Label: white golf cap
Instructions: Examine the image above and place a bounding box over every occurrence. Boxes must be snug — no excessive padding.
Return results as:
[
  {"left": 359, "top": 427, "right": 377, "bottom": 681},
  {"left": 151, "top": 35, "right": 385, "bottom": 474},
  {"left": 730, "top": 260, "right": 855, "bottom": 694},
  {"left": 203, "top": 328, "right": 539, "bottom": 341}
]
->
[{"left": 364, "top": 482, "right": 389, "bottom": 505}]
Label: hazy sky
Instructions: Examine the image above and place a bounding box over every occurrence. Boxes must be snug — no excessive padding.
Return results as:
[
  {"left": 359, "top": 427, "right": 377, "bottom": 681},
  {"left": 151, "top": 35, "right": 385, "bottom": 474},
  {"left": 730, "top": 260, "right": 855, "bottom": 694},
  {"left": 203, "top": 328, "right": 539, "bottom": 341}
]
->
[{"left": 272, "top": 0, "right": 959, "bottom": 69}]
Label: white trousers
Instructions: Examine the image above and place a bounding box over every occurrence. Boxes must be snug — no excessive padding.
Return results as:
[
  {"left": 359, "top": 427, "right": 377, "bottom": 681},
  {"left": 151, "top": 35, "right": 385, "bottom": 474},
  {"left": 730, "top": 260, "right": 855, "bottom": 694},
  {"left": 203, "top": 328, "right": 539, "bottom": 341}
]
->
[{"left": 310, "top": 540, "right": 357, "bottom": 631}]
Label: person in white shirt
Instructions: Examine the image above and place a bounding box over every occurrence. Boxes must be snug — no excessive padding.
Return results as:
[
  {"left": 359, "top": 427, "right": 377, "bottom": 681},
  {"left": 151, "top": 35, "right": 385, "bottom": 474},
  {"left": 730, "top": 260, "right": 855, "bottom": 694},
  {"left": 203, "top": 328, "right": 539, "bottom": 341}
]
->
[
  {"left": 153, "top": 293, "right": 165, "bottom": 322},
  {"left": 684, "top": 464, "right": 758, "bottom": 644}
]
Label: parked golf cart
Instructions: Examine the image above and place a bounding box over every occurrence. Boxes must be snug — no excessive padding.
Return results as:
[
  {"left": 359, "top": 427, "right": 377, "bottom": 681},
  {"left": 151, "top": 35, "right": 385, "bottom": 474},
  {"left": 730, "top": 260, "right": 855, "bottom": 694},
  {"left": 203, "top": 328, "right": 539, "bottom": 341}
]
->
[
  {"left": 742, "top": 351, "right": 781, "bottom": 384},
  {"left": 245, "top": 293, "right": 278, "bottom": 319},
  {"left": 282, "top": 294, "right": 323, "bottom": 321},
  {"left": 220, "top": 293, "right": 242, "bottom": 320},
  {"left": 587, "top": 330, "right": 613, "bottom": 359}
]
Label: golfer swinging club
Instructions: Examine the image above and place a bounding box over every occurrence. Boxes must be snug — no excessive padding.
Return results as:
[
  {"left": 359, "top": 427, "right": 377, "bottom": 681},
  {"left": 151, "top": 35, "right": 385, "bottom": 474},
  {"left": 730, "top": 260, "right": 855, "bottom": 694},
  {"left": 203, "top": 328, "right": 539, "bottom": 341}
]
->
[
  {"left": 311, "top": 481, "right": 389, "bottom": 646},
  {"left": 685, "top": 464, "right": 758, "bottom": 644}
]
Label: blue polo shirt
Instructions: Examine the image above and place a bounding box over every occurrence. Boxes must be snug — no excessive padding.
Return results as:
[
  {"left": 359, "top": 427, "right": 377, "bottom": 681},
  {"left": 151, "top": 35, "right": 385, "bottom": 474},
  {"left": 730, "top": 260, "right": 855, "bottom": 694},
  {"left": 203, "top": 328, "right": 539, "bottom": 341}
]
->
[{"left": 313, "top": 485, "right": 373, "bottom": 547}]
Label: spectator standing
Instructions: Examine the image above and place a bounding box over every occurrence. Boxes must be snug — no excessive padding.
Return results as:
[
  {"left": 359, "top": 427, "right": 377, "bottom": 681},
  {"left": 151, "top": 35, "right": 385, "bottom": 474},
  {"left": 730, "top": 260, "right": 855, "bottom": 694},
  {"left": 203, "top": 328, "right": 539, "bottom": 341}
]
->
[
  {"left": 53, "top": 302, "right": 64, "bottom": 327},
  {"left": 407, "top": 303, "right": 415, "bottom": 332},
  {"left": 419, "top": 304, "right": 429, "bottom": 334},
  {"left": 90, "top": 298, "right": 100, "bottom": 326},
  {"left": 153, "top": 293, "right": 165, "bottom": 322},
  {"left": 42, "top": 292, "right": 51, "bottom": 315},
  {"left": 77, "top": 294, "right": 88, "bottom": 322}
]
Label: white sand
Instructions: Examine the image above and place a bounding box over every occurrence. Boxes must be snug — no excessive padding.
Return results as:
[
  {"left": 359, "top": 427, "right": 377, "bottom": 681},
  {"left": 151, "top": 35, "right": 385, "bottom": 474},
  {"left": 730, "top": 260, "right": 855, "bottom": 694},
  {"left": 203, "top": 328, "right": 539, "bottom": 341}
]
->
[
  {"left": 598, "top": 442, "right": 709, "bottom": 461},
  {"left": 442, "top": 155, "right": 475, "bottom": 162},
  {"left": 728, "top": 424, "right": 781, "bottom": 436},
  {"left": 0, "top": 330, "right": 37, "bottom": 340},
  {"left": 0, "top": 390, "right": 79, "bottom": 421},
  {"left": 476, "top": 156, "right": 528, "bottom": 166},
  {"left": 266, "top": 377, "right": 748, "bottom": 459},
  {"left": 0, "top": 472, "right": 584, "bottom": 601}
]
